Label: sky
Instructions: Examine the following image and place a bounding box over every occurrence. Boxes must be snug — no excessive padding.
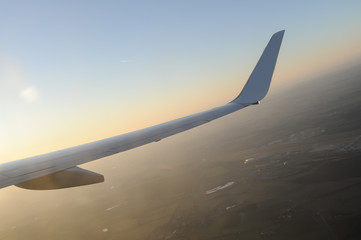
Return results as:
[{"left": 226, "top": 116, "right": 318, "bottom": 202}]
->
[{"left": 0, "top": 0, "right": 361, "bottom": 162}]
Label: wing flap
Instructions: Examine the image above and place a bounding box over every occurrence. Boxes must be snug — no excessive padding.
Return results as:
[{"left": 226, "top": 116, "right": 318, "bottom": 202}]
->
[{"left": 15, "top": 166, "right": 104, "bottom": 190}]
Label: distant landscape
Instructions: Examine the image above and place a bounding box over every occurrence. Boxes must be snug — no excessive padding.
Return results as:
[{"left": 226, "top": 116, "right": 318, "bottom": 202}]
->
[{"left": 1, "top": 63, "right": 361, "bottom": 240}]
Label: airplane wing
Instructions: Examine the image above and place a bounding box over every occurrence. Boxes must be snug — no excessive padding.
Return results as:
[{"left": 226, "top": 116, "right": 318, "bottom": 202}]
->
[{"left": 0, "top": 30, "right": 285, "bottom": 190}]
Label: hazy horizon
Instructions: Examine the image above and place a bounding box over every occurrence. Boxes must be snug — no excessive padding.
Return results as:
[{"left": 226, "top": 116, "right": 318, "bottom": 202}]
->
[{"left": 1, "top": 58, "right": 361, "bottom": 239}]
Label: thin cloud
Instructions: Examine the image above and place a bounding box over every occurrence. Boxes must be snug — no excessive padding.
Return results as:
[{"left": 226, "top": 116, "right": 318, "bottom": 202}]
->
[
  {"left": 19, "top": 86, "right": 39, "bottom": 103},
  {"left": 120, "top": 60, "right": 133, "bottom": 63},
  {"left": 1, "top": 60, "right": 40, "bottom": 103}
]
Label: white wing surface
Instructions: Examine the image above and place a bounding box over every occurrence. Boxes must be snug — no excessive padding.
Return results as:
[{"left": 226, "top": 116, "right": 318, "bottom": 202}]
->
[{"left": 0, "top": 30, "right": 284, "bottom": 190}]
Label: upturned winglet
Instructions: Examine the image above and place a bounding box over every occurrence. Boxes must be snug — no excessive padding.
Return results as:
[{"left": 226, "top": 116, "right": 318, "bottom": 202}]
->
[{"left": 232, "top": 30, "right": 285, "bottom": 105}]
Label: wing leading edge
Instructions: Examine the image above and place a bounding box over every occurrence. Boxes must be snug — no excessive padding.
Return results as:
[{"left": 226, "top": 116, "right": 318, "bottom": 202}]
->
[{"left": 0, "top": 30, "right": 285, "bottom": 190}]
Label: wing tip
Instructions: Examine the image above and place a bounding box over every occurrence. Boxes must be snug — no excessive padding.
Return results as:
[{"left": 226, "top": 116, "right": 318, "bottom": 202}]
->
[{"left": 231, "top": 30, "right": 285, "bottom": 105}]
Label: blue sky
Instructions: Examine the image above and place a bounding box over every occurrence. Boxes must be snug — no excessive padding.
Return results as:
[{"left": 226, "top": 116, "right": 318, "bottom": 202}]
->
[{"left": 0, "top": 1, "right": 361, "bottom": 161}]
